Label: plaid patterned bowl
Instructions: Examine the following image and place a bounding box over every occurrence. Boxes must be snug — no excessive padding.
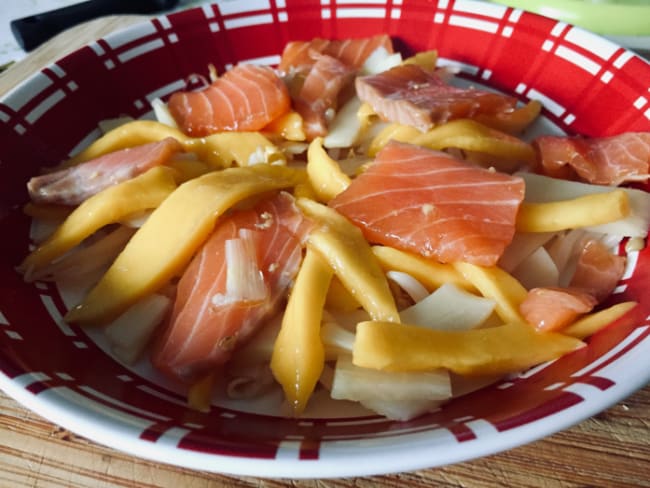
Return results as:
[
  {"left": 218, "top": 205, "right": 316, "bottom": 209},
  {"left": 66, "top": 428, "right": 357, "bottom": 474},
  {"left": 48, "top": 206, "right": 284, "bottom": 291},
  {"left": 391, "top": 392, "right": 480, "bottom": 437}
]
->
[{"left": 1, "top": 0, "right": 649, "bottom": 478}]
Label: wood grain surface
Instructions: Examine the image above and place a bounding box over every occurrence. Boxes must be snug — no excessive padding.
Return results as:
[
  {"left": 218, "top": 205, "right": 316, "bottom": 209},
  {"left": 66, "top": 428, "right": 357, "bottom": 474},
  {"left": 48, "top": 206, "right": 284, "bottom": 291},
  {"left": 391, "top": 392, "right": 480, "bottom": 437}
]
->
[{"left": 0, "top": 14, "right": 649, "bottom": 488}]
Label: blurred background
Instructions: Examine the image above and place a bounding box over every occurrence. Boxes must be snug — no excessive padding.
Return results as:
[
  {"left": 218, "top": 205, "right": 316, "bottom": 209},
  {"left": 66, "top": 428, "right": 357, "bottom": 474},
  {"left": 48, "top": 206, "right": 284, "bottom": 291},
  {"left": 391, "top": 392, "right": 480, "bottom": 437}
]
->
[{"left": 1, "top": 0, "right": 649, "bottom": 68}]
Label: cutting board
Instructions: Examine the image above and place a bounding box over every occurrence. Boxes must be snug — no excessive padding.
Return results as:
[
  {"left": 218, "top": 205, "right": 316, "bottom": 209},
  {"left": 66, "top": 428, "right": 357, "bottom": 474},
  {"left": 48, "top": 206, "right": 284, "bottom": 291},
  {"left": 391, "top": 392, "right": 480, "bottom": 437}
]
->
[{"left": 0, "top": 15, "right": 649, "bottom": 488}]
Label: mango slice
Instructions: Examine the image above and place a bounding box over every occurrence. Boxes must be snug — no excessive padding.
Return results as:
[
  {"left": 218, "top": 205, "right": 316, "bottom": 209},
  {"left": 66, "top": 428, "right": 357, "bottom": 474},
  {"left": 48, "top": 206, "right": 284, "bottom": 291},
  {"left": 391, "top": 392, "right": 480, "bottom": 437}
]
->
[
  {"left": 452, "top": 262, "right": 527, "bottom": 324},
  {"left": 21, "top": 166, "right": 177, "bottom": 277},
  {"left": 563, "top": 301, "right": 638, "bottom": 339},
  {"left": 353, "top": 320, "right": 584, "bottom": 376},
  {"left": 402, "top": 50, "right": 438, "bottom": 71},
  {"left": 372, "top": 245, "right": 472, "bottom": 291},
  {"left": 271, "top": 249, "right": 332, "bottom": 415},
  {"left": 68, "top": 120, "right": 284, "bottom": 169},
  {"left": 306, "top": 137, "right": 351, "bottom": 202},
  {"left": 65, "top": 165, "right": 303, "bottom": 325},
  {"left": 264, "top": 111, "right": 306, "bottom": 142},
  {"left": 516, "top": 190, "right": 630, "bottom": 233},
  {"left": 297, "top": 198, "right": 400, "bottom": 322},
  {"left": 412, "top": 119, "right": 535, "bottom": 165},
  {"left": 475, "top": 100, "right": 542, "bottom": 134}
]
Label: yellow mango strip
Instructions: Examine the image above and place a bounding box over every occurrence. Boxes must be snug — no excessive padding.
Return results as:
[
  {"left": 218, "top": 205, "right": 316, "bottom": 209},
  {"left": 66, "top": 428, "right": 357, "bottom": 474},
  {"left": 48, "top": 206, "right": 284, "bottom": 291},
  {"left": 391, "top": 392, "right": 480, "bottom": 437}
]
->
[
  {"left": 563, "top": 301, "right": 638, "bottom": 340},
  {"left": 516, "top": 190, "right": 630, "bottom": 233},
  {"left": 411, "top": 119, "right": 535, "bottom": 165},
  {"left": 306, "top": 137, "right": 351, "bottom": 202},
  {"left": 297, "top": 198, "right": 400, "bottom": 323},
  {"left": 165, "top": 159, "right": 211, "bottom": 183},
  {"left": 357, "top": 102, "right": 378, "bottom": 134},
  {"left": 368, "top": 123, "right": 422, "bottom": 157},
  {"left": 326, "top": 276, "right": 361, "bottom": 311},
  {"left": 402, "top": 50, "right": 438, "bottom": 71},
  {"left": 264, "top": 111, "right": 306, "bottom": 142},
  {"left": 20, "top": 166, "right": 177, "bottom": 277},
  {"left": 68, "top": 121, "right": 187, "bottom": 165},
  {"left": 293, "top": 179, "right": 318, "bottom": 200},
  {"left": 67, "top": 120, "right": 283, "bottom": 169},
  {"left": 353, "top": 320, "right": 583, "bottom": 375},
  {"left": 452, "top": 262, "right": 527, "bottom": 323},
  {"left": 203, "top": 132, "right": 286, "bottom": 167},
  {"left": 372, "top": 246, "right": 472, "bottom": 291},
  {"left": 271, "top": 249, "right": 332, "bottom": 415},
  {"left": 475, "top": 100, "right": 542, "bottom": 134},
  {"left": 187, "top": 372, "right": 216, "bottom": 413},
  {"left": 357, "top": 102, "right": 376, "bottom": 120},
  {"left": 64, "top": 165, "right": 304, "bottom": 325},
  {"left": 23, "top": 202, "right": 72, "bottom": 221}
]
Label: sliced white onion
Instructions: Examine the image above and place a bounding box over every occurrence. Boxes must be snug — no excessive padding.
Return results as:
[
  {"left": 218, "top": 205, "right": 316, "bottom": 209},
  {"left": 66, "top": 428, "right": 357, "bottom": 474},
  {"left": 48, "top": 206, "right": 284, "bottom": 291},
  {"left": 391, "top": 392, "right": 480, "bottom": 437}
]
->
[
  {"left": 399, "top": 283, "right": 495, "bottom": 331},
  {"left": 386, "top": 270, "right": 429, "bottom": 303},
  {"left": 104, "top": 293, "right": 171, "bottom": 364},
  {"left": 331, "top": 356, "right": 451, "bottom": 402},
  {"left": 324, "top": 96, "right": 364, "bottom": 148},
  {"left": 511, "top": 246, "right": 559, "bottom": 289},
  {"left": 358, "top": 397, "right": 443, "bottom": 422},
  {"left": 545, "top": 229, "right": 586, "bottom": 287},
  {"left": 498, "top": 231, "right": 555, "bottom": 272},
  {"left": 320, "top": 320, "right": 355, "bottom": 355},
  {"left": 322, "top": 308, "right": 371, "bottom": 332},
  {"left": 319, "top": 363, "right": 335, "bottom": 391},
  {"left": 360, "top": 46, "right": 403, "bottom": 75},
  {"left": 29, "top": 218, "right": 61, "bottom": 245},
  {"left": 248, "top": 144, "right": 286, "bottom": 166},
  {"left": 211, "top": 230, "right": 267, "bottom": 307},
  {"left": 150, "top": 97, "right": 179, "bottom": 129}
]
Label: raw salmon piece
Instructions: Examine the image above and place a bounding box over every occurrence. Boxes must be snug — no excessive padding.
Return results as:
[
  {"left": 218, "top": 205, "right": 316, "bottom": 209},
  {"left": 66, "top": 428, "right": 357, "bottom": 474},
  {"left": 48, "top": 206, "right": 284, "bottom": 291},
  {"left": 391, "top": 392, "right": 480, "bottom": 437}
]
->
[
  {"left": 279, "top": 34, "right": 393, "bottom": 73},
  {"left": 294, "top": 54, "right": 356, "bottom": 139},
  {"left": 534, "top": 133, "right": 650, "bottom": 186},
  {"left": 520, "top": 287, "right": 597, "bottom": 332},
  {"left": 355, "top": 64, "right": 518, "bottom": 132},
  {"left": 570, "top": 239, "right": 626, "bottom": 302},
  {"left": 27, "top": 137, "right": 183, "bottom": 206},
  {"left": 168, "top": 64, "right": 291, "bottom": 136},
  {"left": 329, "top": 141, "right": 525, "bottom": 266},
  {"left": 152, "top": 192, "right": 310, "bottom": 383}
]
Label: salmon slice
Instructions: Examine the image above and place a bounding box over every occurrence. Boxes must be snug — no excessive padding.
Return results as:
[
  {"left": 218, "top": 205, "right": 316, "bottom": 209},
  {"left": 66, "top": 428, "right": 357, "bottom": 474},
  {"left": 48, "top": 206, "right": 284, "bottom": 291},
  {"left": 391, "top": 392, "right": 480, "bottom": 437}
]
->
[
  {"left": 278, "top": 34, "right": 393, "bottom": 74},
  {"left": 168, "top": 64, "right": 291, "bottom": 137},
  {"left": 151, "top": 192, "right": 310, "bottom": 383},
  {"left": 355, "top": 64, "right": 518, "bottom": 132},
  {"left": 27, "top": 137, "right": 183, "bottom": 206},
  {"left": 294, "top": 54, "right": 356, "bottom": 139},
  {"left": 329, "top": 141, "right": 525, "bottom": 266},
  {"left": 521, "top": 239, "right": 624, "bottom": 331},
  {"left": 534, "top": 133, "right": 650, "bottom": 186},
  {"left": 520, "top": 287, "right": 597, "bottom": 332},
  {"left": 569, "top": 239, "right": 626, "bottom": 302}
]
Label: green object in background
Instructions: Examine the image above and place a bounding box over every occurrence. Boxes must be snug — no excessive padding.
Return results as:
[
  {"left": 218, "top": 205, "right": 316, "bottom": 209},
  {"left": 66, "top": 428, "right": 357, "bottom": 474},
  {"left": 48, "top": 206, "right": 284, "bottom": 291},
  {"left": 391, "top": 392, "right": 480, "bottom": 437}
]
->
[{"left": 489, "top": 0, "right": 650, "bottom": 37}]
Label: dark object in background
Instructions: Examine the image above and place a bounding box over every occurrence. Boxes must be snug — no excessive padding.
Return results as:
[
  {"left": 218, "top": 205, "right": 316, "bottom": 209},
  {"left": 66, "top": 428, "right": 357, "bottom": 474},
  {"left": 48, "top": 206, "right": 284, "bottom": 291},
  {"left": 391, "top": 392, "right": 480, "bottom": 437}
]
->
[{"left": 10, "top": 0, "right": 180, "bottom": 52}]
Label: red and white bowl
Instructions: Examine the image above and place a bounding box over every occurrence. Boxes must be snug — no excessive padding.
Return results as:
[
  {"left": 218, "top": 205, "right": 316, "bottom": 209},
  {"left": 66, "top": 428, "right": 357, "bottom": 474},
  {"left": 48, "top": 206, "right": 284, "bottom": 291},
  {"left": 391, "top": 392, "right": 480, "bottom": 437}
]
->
[{"left": 1, "top": 0, "right": 649, "bottom": 478}]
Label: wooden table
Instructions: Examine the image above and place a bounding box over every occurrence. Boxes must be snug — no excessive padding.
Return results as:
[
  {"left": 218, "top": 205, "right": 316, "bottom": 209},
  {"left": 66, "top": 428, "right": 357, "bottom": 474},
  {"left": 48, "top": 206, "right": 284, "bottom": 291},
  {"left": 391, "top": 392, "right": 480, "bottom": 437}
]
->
[{"left": 1, "top": 15, "right": 649, "bottom": 488}]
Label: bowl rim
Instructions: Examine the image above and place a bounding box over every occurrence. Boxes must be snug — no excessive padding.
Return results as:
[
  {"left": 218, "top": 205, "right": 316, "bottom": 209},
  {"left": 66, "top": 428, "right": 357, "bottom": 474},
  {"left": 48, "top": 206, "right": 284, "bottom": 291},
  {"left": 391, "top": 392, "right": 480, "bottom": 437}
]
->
[
  {"left": 2, "top": 347, "right": 649, "bottom": 478},
  {"left": 1, "top": 0, "right": 650, "bottom": 478}
]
